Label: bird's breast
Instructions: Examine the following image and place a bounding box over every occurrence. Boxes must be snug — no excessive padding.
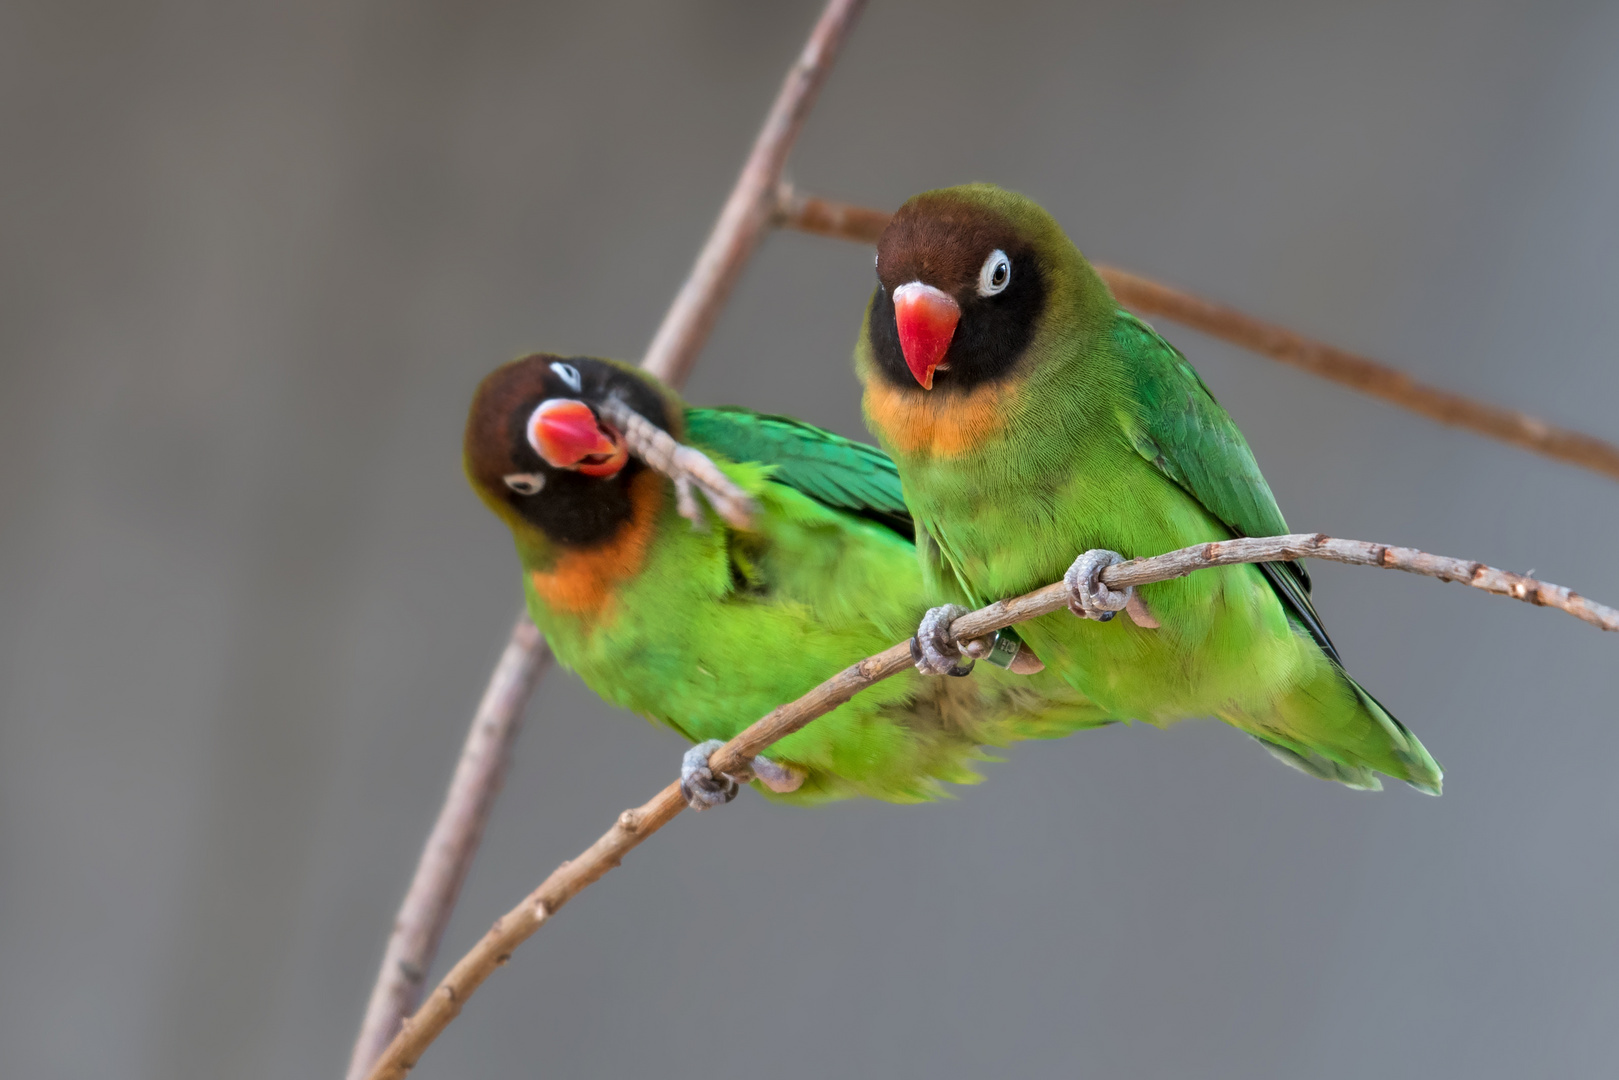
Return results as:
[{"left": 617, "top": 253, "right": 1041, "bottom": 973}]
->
[
  {"left": 863, "top": 378, "right": 1020, "bottom": 460},
  {"left": 529, "top": 469, "right": 663, "bottom": 620}
]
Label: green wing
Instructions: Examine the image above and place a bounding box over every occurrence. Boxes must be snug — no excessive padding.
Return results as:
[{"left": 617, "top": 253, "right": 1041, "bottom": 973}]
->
[
  {"left": 1113, "top": 310, "right": 1339, "bottom": 664},
  {"left": 683, "top": 406, "right": 913, "bottom": 539}
]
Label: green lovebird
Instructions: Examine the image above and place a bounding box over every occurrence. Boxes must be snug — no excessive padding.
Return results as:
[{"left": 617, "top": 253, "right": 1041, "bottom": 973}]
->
[
  {"left": 853, "top": 184, "right": 1442, "bottom": 794},
  {"left": 464, "top": 353, "right": 1113, "bottom": 807}
]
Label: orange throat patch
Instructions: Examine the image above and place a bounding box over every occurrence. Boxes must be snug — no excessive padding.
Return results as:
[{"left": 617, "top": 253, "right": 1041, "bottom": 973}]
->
[
  {"left": 529, "top": 469, "right": 662, "bottom": 620},
  {"left": 863, "top": 377, "right": 1016, "bottom": 459}
]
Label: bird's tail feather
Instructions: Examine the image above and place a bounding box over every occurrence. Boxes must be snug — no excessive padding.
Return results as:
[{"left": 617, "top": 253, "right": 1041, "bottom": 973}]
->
[
  {"left": 1240, "top": 672, "right": 1443, "bottom": 796},
  {"left": 1352, "top": 681, "right": 1443, "bottom": 796},
  {"left": 1252, "top": 736, "right": 1383, "bottom": 791}
]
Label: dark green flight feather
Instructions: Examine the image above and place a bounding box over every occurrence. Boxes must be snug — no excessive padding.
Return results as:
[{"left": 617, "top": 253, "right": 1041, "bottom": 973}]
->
[
  {"left": 685, "top": 406, "right": 914, "bottom": 539},
  {"left": 1114, "top": 311, "right": 1341, "bottom": 665}
]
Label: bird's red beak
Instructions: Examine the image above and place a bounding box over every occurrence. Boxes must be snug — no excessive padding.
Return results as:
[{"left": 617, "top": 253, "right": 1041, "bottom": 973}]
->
[
  {"left": 891, "top": 281, "right": 960, "bottom": 390},
  {"left": 528, "top": 399, "right": 628, "bottom": 477}
]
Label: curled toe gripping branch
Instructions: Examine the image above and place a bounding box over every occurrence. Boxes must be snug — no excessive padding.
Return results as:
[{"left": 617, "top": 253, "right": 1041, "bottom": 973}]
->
[
  {"left": 680, "top": 740, "right": 804, "bottom": 811},
  {"left": 1063, "top": 549, "right": 1160, "bottom": 628},
  {"left": 680, "top": 740, "right": 740, "bottom": 809},
  {"left": 910, "top": 604, "right": 978, "bottom": 677},
  {"left": 1064, "top": 549, "right": 1133, "bottom": 621}
]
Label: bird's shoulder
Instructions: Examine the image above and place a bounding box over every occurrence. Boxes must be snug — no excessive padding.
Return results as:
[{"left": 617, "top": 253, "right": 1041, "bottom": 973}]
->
[
  {"left": 683, "top": 406, "right": 914, "bottom": 540},
  {"left": 1110, "top": 310, "right": 1339, "bottom": 658}
]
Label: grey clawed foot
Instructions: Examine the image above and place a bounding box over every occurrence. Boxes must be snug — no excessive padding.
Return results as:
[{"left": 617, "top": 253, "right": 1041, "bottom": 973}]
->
[
  {"left": 1064, "top": 549, "right": 1133, "bottom": 622},
  {"left": 680, "top": 740, "right": 806, "bottom": 810},
  {"left": 680, "top": 740, "right": 739, "bottom": 810},
  {"left": 911, "top": 604, "right": 976, "bottom": 677}
]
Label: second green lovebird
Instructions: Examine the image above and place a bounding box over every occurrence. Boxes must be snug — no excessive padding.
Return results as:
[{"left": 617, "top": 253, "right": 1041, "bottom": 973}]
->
[
  {"left": 465, "top": 354, "right": 1112, "bottom": 807},
  {"left": 854, "top": 183, "right": 1442, "bottom": 795}
]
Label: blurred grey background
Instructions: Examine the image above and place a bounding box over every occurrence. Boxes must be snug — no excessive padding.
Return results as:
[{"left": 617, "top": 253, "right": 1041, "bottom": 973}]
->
[{"left": 4, "top": 1, "right": 1618, "bottom": 1077}]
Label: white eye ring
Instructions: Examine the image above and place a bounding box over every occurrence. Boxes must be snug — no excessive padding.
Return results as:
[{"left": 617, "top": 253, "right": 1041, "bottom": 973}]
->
[
  {"left": 503, "top": 473, "right": 545, "bottom": 496},
  {"left": 977, "top": 249, "right": 1011, "bottom": 297},
  {"left": 549, "top": 361, "right": 582, "bottom": 393}
]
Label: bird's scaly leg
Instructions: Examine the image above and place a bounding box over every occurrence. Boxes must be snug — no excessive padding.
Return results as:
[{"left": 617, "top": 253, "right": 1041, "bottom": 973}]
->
[
  {"left": 680, "top": 739, "right": 804, "bottom": 811},
  {"left": 966, "top": 625, "right": 1048, "bottom": 674}
]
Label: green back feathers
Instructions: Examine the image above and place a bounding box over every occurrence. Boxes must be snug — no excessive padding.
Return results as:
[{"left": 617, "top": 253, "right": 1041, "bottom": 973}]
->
[
  {"left": 684, "top": 407, "right": 914, "bottom": 539},
  {"left": 1114, "top": 311, "right": 1293, "bottom": 547},
  {"left": 1113, "top": 310, "right": 1340, "bottom": 662}
]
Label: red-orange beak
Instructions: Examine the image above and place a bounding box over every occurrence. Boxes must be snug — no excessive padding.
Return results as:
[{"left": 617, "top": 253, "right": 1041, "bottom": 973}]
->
[
  {"left": 527, "top": 399, "right": 628, "bottom": 477},
  {"left": 891, "top": 281, "right": 960, "bottom": 390}
]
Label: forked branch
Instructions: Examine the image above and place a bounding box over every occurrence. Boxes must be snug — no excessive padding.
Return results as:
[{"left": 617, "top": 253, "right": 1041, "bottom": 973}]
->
[
  {"left": 363, "top": 533, "right": 1615, "bottom": 1079},
  {"left": 642, "top": 1, "right": 868, "bottom": 387}
]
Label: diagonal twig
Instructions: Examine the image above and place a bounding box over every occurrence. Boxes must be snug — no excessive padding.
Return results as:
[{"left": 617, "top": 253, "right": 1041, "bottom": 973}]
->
[
  {"left": 642, "top": 1, "right": 868, "bottom": 387},
  {"left": 363, "top": 531, "right": 1616, "bottom": 1080},
  {"left": 345, "top": 3, "right": 868, "bottom": 1078},
  {"left": 772, "top": 186, "right": 1619, "bottom": 484},
  {"left": 345, "top": 621, "right": 550, "bottom": 1080}
]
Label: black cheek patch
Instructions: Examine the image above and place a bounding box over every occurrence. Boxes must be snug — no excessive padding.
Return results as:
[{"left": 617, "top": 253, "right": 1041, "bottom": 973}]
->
[
  {"left": 865, "top": 286, "right": 913, "bottom": 390},
  {"left": 939, "top": 256, "right": 1045, "bottom": 391},
  {"left": 864, "top": 259, "right": 1047, "bottom": 394},
  {"left": 514, "top": 462, "right": 646, "bottom": 547},
  {"left": 506, "top": 359, "right": 670, "bottom": 548}
]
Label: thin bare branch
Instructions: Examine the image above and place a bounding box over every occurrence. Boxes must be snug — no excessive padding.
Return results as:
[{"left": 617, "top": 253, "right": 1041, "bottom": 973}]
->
[
  {"left": 346, "top": 619, "right": 550, "bottom": 1080},
  {"left": 642, "top": 0, "right": 868, "bottom": 387},
  {"left": 773, "top": 183, "right": 893, "bottom": 244},
  {"left": 348, "top": 4, "right": 869, "bottom": 1077},
  {"left": 363, "top": 532, "right": 1615, "bottom": 1079},
  {"left": 772, "top": 187, "right": 1619, "bottom": 484}
]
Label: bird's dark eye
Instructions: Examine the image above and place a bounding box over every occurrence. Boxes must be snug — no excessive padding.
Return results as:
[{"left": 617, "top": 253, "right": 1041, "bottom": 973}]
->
[
  {"left": 549, "top": 362, "right": 582, "bottom": 392},
  {"left": 503, "top": 473, "right": 545, "bottom": 496},
  {"left": 978, "top": 249, "right": 1011, "bottom": 297}
]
